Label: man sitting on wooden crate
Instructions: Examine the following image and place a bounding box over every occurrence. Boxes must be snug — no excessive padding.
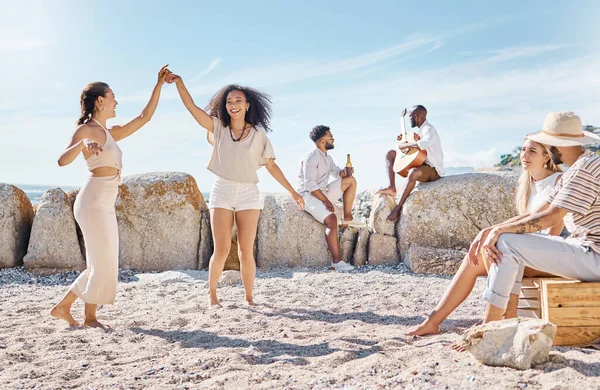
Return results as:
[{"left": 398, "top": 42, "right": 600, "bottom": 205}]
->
[{"left": 472, "top": 111, "right": 600, "bottom": 323}]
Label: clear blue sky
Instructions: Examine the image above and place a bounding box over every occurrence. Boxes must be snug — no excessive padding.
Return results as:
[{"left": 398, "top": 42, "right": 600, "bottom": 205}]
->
[{"left": 1, "top": 0, "right": 598, "bottom": 192}]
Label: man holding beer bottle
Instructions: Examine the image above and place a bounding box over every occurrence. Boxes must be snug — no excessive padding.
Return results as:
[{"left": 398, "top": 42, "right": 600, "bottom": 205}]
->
[{"left": 297, "top": 125, "right": 365, "bottom": 271}]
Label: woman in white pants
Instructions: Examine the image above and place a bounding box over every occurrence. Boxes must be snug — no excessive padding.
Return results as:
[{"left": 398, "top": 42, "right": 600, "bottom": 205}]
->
[
  {"left": 407, "top": 138, "right": 562, "bottom": 336},
  {"left": 51, "top": 65, "right": 169, "bottom": 328},
  {"left": 166, "top": 70, "right": 304, "bottom": 307}
]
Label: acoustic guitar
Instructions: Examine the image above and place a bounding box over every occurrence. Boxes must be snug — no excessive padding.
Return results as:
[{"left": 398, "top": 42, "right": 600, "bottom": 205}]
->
[{"left": 392, "top": 113, "right": 427, "bottom": 177}]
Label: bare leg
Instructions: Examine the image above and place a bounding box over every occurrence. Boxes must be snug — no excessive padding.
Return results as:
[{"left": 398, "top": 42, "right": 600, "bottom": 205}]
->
[
  {"left": 208, "top": 208, "right": 235, "bottom": 307},
  {"left": 235, "top": 209, "right": 260, "bottom": 306},
  {"left": 483, "top": 303, "right": 505, "bottom": 323},
  {"left": 340, "top": 176, "right": 357, "bottom": 222},
  {"left": 407, "top": 254, "right": 488, "bottom": 336},
  {"left": 504, "top": 294, "right": 520, "bottom": 319},
  {"left": 387, "top": 167, "right": 422, "bottom": 222},
  {"left": 50, "top": 290, "right": 80, "bottom": 326},
  {"left": 324, "top": 214, "right": 341, "bottom": 263},
  {"left": 376, "top": 150, "right": 398, "bottom": 197},
  {"left": 83, "top": 303, "right": 106, "bottom": 329}
]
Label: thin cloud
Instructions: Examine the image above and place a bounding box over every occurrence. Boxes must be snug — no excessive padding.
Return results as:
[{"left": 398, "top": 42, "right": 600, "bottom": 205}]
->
[{"left": 189, "top": 58, "right": 223, "bottom": 82}]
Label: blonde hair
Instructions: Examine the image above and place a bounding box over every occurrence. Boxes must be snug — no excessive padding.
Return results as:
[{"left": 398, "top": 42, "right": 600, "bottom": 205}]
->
[{"left": 515, "top": 141, "right": 562, "bottom": 215}]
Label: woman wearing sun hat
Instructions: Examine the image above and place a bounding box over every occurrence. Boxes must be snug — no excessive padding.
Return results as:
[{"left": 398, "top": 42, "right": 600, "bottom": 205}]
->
[{"left": 476, "top": 111, "right": 600, "bottom": 323}]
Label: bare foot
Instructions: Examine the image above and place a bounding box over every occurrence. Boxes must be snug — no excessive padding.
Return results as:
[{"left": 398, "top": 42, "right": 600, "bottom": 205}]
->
[
  {"left": 447, "top": 341, "right": 468, "bottom": 353},
  {"left": 245, "top": 299, "right": 257, "bottom": 306},
  {"left": 406, "top": 320, "right": 440, "bottom": 336},
  {"left": 386, "top": 205, "right": 402, "bottom": 222},
  {"left": 83, "top": 318, "right": 107, "bottom": 330},
  {"left": 50, "top": 305, "right": 80, "bottom": 327},
  {"left": 376, "top": 186, "right": 397, "bottom": 197}
]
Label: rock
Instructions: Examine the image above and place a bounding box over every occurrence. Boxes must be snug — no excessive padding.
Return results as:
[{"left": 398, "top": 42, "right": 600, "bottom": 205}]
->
[
  {"left": 404, "top": 245, "right": 466, "bottom": 275},
  {"left": 198, "top": 210, "right": 213, "bottom": 270},
  {"left": 339, "top": 227, "right": 359, "bottom": 264},
  {"left": 225, "top": 224, "right": 240, "bottom": 271},
  {"left": 352, "top": 189, "right": 375, "bottom": 220},
  {"left": 65, "top": 189, "right": 86, "bottom": 259},
  {"left": 23, "top": 188, "right": 84, "bottom": 271},
  {"left": 135, "top": 270, "right": 207, "bottom": 285},
  {"left": 368, "top": 194, "right": 396, "bottom": 236},
  {"left": 219, "top": 270, "right": 241, "bottom": 286},
  {"left": 116, "top": 172, "right": 206, "bottom": 271},
  {"left": 353, "top": 228, "right": 371, "bottom": 266},
  {"left": 0, "top": 184, "right": 34, "bottom": 268},
  {"left": 257, "top": 193, "right": 330, "bottom": 268},
  {"left": 367, "top": 233, "right": 399, "bottom": 266},
  {"left": 398, "top": 173, "right": 517, "bottom": 265},
  {"left": 461, "top": 318, "right": 556, "bottom": 370}
]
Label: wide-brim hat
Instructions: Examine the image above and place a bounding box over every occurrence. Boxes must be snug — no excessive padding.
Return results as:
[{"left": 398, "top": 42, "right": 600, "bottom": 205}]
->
[{"left": 526, "top": 111, "right": 600, "bottom": 147}]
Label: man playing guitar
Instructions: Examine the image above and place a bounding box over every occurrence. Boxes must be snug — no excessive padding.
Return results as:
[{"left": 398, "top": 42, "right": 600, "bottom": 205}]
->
[{"left": 377, "top": 105, "right": 444, "bottom": 221}]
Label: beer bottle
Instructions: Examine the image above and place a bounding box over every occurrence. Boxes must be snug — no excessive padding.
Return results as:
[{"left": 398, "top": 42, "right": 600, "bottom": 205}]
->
[{"left": 345, "top": 154, "right": 352, "bottom": 176}]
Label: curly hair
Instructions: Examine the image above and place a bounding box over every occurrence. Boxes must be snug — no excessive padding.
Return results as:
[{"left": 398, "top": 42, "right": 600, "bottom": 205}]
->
[
  {"left": 205, "top": 84, "right": 273, "bottom": 132},
  {"left": 309, "top": 125, "right": 330, "bottom": 142},
  {"left": 78, "top": 82, "right": 109, "bottom": 125}
]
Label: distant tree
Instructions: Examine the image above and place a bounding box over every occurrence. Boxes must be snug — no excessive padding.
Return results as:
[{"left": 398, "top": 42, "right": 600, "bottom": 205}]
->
[{"left": 495, "top": 146, "right": 521, "bottom": 168}]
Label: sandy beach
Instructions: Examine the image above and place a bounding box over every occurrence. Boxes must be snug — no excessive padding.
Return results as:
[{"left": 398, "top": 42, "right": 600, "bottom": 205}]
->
[{"left": 1, "top": 265, "right": 598, "bottom": 389}]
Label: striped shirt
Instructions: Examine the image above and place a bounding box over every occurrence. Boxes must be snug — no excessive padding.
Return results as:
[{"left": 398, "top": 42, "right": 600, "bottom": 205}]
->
[{"left": 545, "top": 152, "right": 600, "bottom": 254}]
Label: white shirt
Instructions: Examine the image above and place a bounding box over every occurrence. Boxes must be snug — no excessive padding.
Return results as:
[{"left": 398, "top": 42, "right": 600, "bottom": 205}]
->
[
  {"left": 416, "top": 120, "right": 444, "bottom": 177},
  {"left": 297, "top": 148, "right": 342, "bottom": 195},
  {"left": 528, "top": 172, "right": 562, "bottom": 212}
]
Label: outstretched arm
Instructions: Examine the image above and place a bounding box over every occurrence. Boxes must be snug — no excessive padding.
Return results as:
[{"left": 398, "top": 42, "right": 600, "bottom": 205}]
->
[
  {"left": 110, "top": 64, "right": 170, "bottom": 142},
  {"left": 265, "top": 159, "right": 304, "bottom": 210},
  {"left": 168, "top": 73, "right": 214, "bottom": 132}
]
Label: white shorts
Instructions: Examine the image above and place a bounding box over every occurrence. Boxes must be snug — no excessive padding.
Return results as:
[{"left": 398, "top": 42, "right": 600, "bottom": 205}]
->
[
  {"left": 303, "top": 179, "right": 343, "bottom": 223},
  {"left": 209, "top": 176, "right": 262, "bottom": 211}
]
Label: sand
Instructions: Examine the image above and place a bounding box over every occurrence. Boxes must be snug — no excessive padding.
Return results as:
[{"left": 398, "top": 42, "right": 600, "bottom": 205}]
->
[{"left": 1, "top": 265, "right": 598, "bottom": 389}]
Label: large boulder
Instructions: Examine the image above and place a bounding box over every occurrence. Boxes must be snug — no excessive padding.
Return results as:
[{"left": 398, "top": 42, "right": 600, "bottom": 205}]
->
[
  {"left": 368, "top": 194, "right": 396, "bottom": 236},
  {"left": 339, "top": 227, "right": 359, "bottom": 264},
  {"left": 461, "top": 318, "right": 556, "bottom": 370},
  {"left": 116, "top": 172, "right": 206, "bottom": 271},
  {"left": 198, "top": 210, "right": 213, "bottom": 269},
  {"left": 23, "top": 188, "right": 84, "bottom": 272},
  {"left": 353, "top": 228, "right": 371, "bottom": 266},
  {"left": 398, "top": 173, "right": 517, "bottom": 270},
  {"left": 257, "top": 193, "right": 331, "bottom": 268},
  {"left": 352, "top": 189, "right": 375, "bottom": 220},
  {"left": 0, "top": 184, "right": 34, "bottom": 268},
  {"left": 65, "top": 189, "right": 86, "bottom": 259},
  {"left": 404, "top": 245, "right": 466, "bottom": 275},
  {"left": 367, "top": 233, "right": 399, "bottom": 266}
]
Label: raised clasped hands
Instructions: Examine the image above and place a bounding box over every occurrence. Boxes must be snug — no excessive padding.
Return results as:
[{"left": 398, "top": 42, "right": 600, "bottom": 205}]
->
[
  {"left": 157, "top": 64, "right": 170, "bottom": 85},
  {"left": 164, "top": 68, "right": 182, "bottom": 85}
]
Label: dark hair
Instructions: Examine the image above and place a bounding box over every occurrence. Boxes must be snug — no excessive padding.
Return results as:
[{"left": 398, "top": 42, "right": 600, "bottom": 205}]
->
[
  {"left": 412, "top": 105, "right": 427, "bottom": 115},
  {"left": 78, "top": 82, "right": 109, "bottom": 125},
  {"left": 309, "top": 125, "right": 330, "bottom": 142},
  {"left": 205, "top": 84, "right": 273, "bottom": 132}
]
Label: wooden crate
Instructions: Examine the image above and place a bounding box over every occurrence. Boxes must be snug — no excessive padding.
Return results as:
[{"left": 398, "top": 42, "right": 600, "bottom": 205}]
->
[{"left": 519, "top": 278, "right": 600, "bottom": 346}]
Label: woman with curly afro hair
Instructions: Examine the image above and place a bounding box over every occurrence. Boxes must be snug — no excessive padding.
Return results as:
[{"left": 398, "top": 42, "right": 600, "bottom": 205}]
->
[{"left": 166, "top": 69, "right": 304, "bottom": 307}]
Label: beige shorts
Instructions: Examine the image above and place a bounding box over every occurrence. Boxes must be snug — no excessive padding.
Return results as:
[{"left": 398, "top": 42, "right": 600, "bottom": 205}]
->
[
  {"left": 209, "top": 176, "right": 262, "bottom": 211},
  {"left": 303, "top": 179, "right": 343, "bottom": 223}
]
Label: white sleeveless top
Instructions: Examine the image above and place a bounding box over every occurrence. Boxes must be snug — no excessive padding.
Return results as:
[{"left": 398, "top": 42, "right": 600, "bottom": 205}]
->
[
  {"left": 84, "top": 119, "right": 123, "bottom": 172},
  {"left": 527, "top": 172, "right": 562, "bottom": 212}
]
